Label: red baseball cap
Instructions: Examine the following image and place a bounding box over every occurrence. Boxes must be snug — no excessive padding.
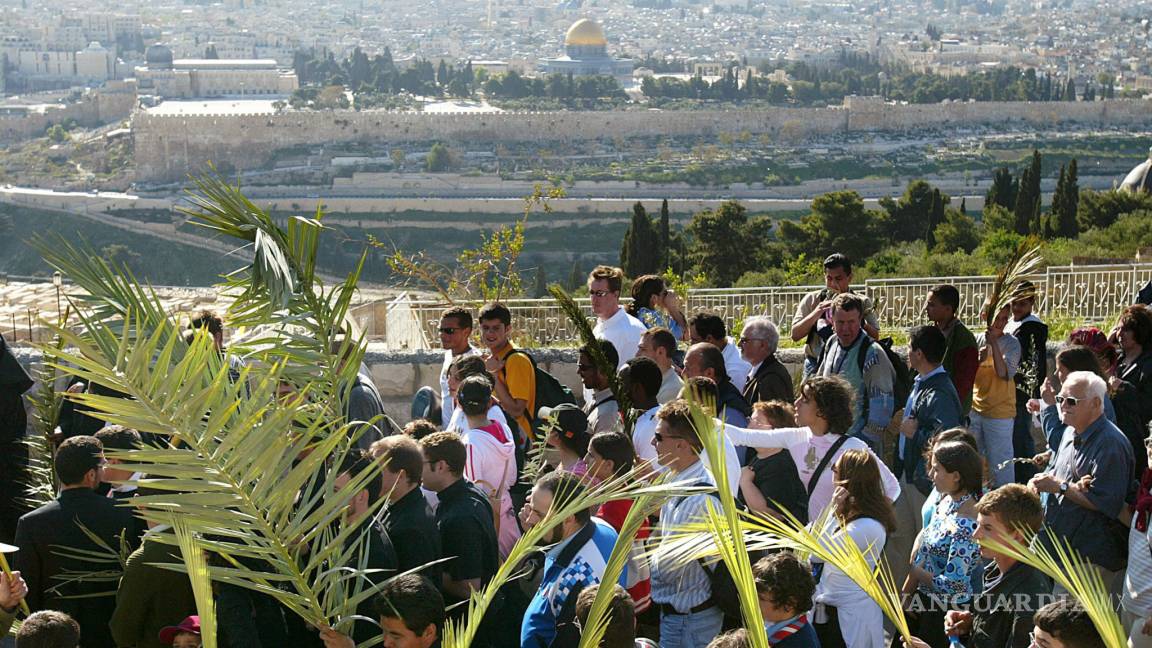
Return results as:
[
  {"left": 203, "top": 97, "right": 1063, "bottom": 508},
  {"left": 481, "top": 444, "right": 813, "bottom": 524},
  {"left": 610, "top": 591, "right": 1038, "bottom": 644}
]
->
[{"left": 159, "top": 616, "right": 200, "bottom": 643}]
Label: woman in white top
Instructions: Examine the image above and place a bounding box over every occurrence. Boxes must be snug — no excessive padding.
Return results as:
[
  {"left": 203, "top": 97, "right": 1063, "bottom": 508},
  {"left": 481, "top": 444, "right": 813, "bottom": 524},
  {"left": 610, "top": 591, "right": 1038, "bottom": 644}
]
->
[
  {"left": 724, "top": 375, "right": 901, "bottom": 520},
  {"left": 812, "top": 448, "right": 898, "bottom": 648}
]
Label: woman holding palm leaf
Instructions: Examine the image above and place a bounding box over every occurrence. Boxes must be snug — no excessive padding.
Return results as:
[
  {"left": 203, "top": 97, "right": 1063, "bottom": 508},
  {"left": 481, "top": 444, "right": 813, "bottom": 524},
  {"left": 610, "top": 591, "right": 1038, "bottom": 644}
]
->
[{"left": 811, "top": 449, "right": 897, "bottom": 648}]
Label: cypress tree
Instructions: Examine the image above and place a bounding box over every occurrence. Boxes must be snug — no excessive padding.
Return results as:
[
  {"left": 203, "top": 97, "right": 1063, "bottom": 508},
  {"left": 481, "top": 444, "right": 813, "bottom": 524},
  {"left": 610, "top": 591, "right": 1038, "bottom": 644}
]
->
[
  {"left": 986, "top": 167, "right": 1018, "bottom": 211},
  {"left": 658, "top": 199, "right": 671, "bottom": 270},
  {"left": 620, "top": 202, "right": 660, "bottom": 277},
  {"left": 567, "top": 259, "right": 584, "bottom": 291},
  {"left": 1048, "top": 163, "right": 1067, "bottom": 238},
  {"left": 1065, "top": 78, "right": 1076, "bottom": 101},
  {"left": 1013, "top": 150, "right": 1042, "bottom": 235},
  {"left": 927, "top": 188, "right": 945, "bottom": 248},
  {"left": 532, "top": 266, "right": 548, "bottom": 298},
  {"left": 1053, "top": 158, "right": 1080, "bottom": 237}
]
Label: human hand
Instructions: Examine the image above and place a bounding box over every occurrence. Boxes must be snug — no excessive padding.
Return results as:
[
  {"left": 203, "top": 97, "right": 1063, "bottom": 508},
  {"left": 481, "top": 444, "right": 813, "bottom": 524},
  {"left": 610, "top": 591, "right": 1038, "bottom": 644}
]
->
[
  {"left": 318, "top": 626, "right": 355, "bottom": 648},
  {"left": 1109, "top": 375, "right": 1122, "bottom": 391},
  {"left": 1029, "top": 473, "right": 1060, "bottom": 494},
  {"left": 1142, "top": 616, "right": 1152, "bottom": 636},
  {"left": 830, "top": 486, "right": 849, "bottom": 510},
  {"left": 483, "top": 354, "right": 504, "bottom": 374},
  {"left": 663, "top": 289, "right": 682, "bottom": 313},
  {"left": 944, "top": 610, "right": 973, "bottom": 636},
  {"left": 986, "top": 327, "right": 1002, "bottom": 342},
  {"left": 0, "top": 571, "right": 27, "bottom": 612},
  {"left": 1031, "top": 451, "right": 1051, "bottom": 469},
  {"left": 900, "top": 417, "right": 917, "bottom": 439},
  {"left": 815, "top": 299, "right": 835, "bottom": 313},
  {"left": 1074, "top": 474, "right": 1094, "bottom": 492},
  {"left": 66, "top": 381, "right": 86, "bottom": 394},
  {"left": 1040, "top": 378, "right": 1056, "bottom": 407},
  {"left": 1026, "top": 398, "right": 1042, "bottom": 415},
  {"left": 902, "top": 637, "right": 931, "bottom": 648}
]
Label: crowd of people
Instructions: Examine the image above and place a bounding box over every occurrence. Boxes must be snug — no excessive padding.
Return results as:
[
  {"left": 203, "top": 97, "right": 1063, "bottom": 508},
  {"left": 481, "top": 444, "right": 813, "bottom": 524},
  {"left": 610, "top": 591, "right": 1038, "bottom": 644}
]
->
[{"left": 0, "top": 257, "right": 1150, "bottom": 648}]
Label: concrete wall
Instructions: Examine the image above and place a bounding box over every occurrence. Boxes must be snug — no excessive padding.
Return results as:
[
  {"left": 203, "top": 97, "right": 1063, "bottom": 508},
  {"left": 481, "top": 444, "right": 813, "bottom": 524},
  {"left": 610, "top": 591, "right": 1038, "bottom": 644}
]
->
[{"left": 132, "top": 97, "right": 1152, "bottom": 182}]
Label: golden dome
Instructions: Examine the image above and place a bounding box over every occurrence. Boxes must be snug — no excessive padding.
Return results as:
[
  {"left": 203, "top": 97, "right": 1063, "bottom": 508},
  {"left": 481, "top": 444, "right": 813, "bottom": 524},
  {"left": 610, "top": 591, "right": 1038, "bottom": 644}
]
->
[{"left": 565, "top": 19, "right": 607, "bottom": 47}]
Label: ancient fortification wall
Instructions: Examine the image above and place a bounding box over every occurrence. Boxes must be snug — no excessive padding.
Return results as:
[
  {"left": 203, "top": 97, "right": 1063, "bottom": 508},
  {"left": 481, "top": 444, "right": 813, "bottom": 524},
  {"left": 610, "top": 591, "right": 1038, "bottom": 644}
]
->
[{"left": 132, "top": 98, "right": 1152, "bottom": 182}]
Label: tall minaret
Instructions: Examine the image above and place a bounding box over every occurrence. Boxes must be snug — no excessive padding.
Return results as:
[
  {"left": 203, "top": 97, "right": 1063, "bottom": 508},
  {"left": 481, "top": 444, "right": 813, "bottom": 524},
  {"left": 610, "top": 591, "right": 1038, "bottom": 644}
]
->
[{"left": 487, "top": 0, "right": 496, "bottom": 29}]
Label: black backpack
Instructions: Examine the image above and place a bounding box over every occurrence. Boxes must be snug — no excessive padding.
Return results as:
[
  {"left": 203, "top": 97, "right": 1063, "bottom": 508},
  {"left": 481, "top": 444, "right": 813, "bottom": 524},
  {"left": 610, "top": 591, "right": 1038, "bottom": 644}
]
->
[
  {"left": 504, "top": 349, "right": 577, "bottom": 438},
  {"left": 817, "top": 335, "right": 913, "bottom": 420},
  {"left": 674, "top": 483, "right": 758, "bottom": 623}
]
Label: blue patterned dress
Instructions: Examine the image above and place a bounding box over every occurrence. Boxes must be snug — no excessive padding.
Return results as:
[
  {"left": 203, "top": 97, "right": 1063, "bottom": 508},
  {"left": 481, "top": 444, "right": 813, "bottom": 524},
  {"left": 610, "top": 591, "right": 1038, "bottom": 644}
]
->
[
  {"left": 913, "top": 493, "right": 979, "bottom": 602},
  {"left": 636, "top": 306, "right": 683, "bottom": 340}
]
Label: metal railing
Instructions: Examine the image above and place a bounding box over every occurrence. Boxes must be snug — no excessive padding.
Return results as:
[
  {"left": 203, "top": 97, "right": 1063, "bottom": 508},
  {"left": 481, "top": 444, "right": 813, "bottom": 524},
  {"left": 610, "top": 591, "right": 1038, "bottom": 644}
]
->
[{"left": 380, "top": 263, "right": 1152, "bottom": 350}]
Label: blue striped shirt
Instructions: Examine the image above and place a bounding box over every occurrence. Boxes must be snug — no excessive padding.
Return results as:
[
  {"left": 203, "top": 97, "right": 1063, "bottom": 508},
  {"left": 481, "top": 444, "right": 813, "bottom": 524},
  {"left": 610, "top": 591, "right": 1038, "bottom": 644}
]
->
[{"left": 650, "top": 460, "right": 715, "bottom": 612}]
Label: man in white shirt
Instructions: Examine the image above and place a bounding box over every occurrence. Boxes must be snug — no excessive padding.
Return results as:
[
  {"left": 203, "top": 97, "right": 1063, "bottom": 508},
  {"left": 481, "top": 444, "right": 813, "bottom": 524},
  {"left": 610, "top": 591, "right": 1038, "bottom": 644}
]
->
[
  {"left": 688, "top": 311, "right": 751, "bottom": 393},
  {"left": 589, "top": 265, "right": 647, "bottom": 371},
  {"left": 433, "top": 306, "right": 478, "bottom": 429},
  {"left": 620, "top": 356, "right": 664, "bottom": 472},
  {"left": 637, "top": 327, "right": 682, "bottom": 405}
]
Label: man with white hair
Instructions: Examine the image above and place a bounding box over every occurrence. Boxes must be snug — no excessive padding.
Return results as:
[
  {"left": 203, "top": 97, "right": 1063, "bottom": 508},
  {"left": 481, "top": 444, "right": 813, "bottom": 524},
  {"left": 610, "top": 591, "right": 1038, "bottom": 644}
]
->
[
  {"left": 738, "top": 316, "right": 794, "bottom": 406},
  {"left": 1029, "top": 370, "right": 1133, "bottom": 589}
]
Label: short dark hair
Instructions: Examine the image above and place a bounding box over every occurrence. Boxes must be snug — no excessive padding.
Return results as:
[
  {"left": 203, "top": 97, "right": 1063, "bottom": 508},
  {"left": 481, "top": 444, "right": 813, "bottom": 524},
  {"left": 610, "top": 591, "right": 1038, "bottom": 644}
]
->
[
  {"left": 753, "top": 552, "right": 816, "bottom": 616},
  {"left": 449, "top": 354, "right": 489, "bottom": 381},
  {"left": 402, "top": 419, "right": 439, "bottom": 441},
  {"left": 55, "top": 435, "right": 104, "bottom": 485},
  {"left": 909, "top": 324, "right": 947, "bottom": 364},
  {"left": 930, "top": 284, "right": 961, "bottom": 311},
  {"left": 589, "top": 431, "right": 635, "bottom": 480},
  {"left": 655, "top": 399, "right": 703, "bottom": 451},
  {"left": 932, "top": 441, "right": 984, "bottom": 495},
  {"left": 580, "top": 339, "right": 619, "bottom": 373},
  {"left": 188, "top": 309, "right": 223, "bottom": 335},
  {"left": 976, "top": 483, "right": 1043, "bottom": 534},
  {"left": 440, "top": 306, "right": 473, "bottom": 330},
  {"left": 575, "top": 583, "right": 635, "bottom": 647},
  {"left": 373, "top": 574, "right": 445, "bottom": 637},
  {"left": 1032, "top": 599, "right": 1104, "bottom": 648},
  {"left": 689, "top": 311, "right": 726, "bottom": 341},
  {"left": 478, "top": 302, "right": 511, "bottom": 326},
  {"left": 534, "top": 469, "right": 591, "bottom": 524},
  {"left": 688, "top": 342, "right": 728, "bottom": 382},
  {"left": 587, "top": 265, "right": 624, "bottom": 293},
  {"left": 338, "top": 449, "right": 382, "bottom": 503},
  {"left": 798, "top": 376, "right": 855, "bottom": 435},
  {"left": 643, "top": 327, "right": 677, "bottom": 356},
  {"left": 1055, "top": 345, "right": 1107, "bottom": 379},
  {"left": 15, "top": 610, "right": 80, "bottom": 648},
  {"left": 370, "top": 435, "right": 425, "bottom": 486},
  {"left": 94, "top": 425, "right": 142, "bottom": 451},
  {"left": 624, "top": 355, "right": 663, "bottom": 399},
  {"left": 823, "top": 253, "right": 853, "bottom": 275},
  {"left": 420, "top": 431, "right": 467, "bottom": 476}
]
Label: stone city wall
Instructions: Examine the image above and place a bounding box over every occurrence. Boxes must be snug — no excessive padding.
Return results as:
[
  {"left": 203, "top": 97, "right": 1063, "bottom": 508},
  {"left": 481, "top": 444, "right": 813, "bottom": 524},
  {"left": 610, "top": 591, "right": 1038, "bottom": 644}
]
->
[
  {"left": 0, "top": 82, "right": 137, "bottom": 143},
  {"left": 132, "top": 97, "right": 1152, "bottom": 182}
]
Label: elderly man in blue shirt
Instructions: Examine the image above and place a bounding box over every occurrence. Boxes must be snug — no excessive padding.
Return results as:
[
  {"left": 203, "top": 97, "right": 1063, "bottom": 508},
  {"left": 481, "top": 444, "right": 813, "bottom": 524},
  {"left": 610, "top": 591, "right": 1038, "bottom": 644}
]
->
[{"left": 1029, "top": 370, "right": 1134, "bottom": 592}]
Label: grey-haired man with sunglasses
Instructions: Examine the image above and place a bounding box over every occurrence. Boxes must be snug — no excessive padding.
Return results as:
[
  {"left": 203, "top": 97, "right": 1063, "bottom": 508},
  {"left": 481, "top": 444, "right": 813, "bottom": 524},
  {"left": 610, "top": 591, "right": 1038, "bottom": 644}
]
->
[{"left": 1028, "top": 371, "right": 1133, "bottom": 593}]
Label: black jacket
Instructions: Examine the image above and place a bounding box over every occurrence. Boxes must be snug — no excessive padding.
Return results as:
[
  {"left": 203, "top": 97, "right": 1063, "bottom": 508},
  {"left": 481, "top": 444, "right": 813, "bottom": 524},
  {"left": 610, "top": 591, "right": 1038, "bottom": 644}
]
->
[
  {"left": 15, "top": 487, "right": 140, "bottom": 648},
  {"left": 741, "top": 354, "right": 795, "bottom": 406},
  {"left": 1010, "top": 319, "right": 1048, "bottom": 402}
]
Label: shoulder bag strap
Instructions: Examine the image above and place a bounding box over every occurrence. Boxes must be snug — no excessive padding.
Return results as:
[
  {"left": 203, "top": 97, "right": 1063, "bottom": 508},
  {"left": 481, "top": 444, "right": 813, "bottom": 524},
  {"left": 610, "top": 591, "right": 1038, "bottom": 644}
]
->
[{"left": 807, "top": 434, "right": 851, "bottom": 498}]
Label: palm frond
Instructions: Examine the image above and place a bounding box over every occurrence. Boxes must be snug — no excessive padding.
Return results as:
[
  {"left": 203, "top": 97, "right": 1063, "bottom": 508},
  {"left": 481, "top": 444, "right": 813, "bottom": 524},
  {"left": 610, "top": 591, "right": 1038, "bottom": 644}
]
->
[
  {"left": 442, "top": 468, "right": 705, "bottom": 648},
  {"left": 24, "top": 312, "right": 71, "bottom": 509},
  {"left": 172, "top": 519, "right": 218, "bottom": 648},
  {"left": 980, "top": 528, "right": 1126, "bottom": 648},
  {"left": 577, "top": 481, "right": 664, "bottom": 648},
  {"left": 983, "top": 240, "right": 1043, "bottom": 328},
  {"left": 682, "top": 385, "right": 769, "bottom": 647},
  {"left": 547, "top": 284, "right": 631, "bottom": 417}
]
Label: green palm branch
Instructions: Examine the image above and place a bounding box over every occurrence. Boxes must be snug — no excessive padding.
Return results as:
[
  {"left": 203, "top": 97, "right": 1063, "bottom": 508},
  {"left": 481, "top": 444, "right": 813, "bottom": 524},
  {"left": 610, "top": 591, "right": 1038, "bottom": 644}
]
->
[
  {"left": 172, "top": 518, "right": 218, "bottom": 648},
  {"left": 979, "top": 528, "right": 1126, "bottom": 648},
  {"left": 684, "top": 385, "right": 769, "bottom": 648},
  {"left": 983, "top": 239, "right": 1043, "bottom": 328},
  {"left": 576, "top": 479, "right": 664, "bottom": 648},
  {"left": 23, "top": 310, "right": 70, "bottom": 509},
  {"left": 442, "top": 468, "right": 703, "bottom": 648}
]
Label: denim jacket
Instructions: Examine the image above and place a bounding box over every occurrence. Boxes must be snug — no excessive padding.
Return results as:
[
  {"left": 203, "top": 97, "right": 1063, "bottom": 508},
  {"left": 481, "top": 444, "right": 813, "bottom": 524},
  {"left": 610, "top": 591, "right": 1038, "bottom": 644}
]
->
[{"left": 895, "top": 370, "right": 963, "bottom": 494}]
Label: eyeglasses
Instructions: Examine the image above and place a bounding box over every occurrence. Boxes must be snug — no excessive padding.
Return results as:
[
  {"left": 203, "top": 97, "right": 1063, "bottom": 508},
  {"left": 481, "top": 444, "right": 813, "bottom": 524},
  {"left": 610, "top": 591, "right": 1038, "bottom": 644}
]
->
[
  {"left": 588, "top": 289, "right": 613, "bottom": 297},
  {"left": 438, "top": 327, "right": 460, "bottom": 334},
  {"left": 576, "top": 363, "right": 595, "bottom": 371},
  {"left": 1055, "top": 395, "right": 1079, "bottom": 407},
  {"left": 737, "top": 337, "right": 767, "bottom": 345},
  {"left": 653, "top": 432, "right": 681, "bottom": 443}
]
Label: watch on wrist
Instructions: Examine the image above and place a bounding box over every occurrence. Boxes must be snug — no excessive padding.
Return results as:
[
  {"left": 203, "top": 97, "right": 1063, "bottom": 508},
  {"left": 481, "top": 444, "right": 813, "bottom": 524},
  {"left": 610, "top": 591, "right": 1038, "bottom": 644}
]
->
[{"left": 1059, "top": 480, "right": 1069, "bottom": 495}]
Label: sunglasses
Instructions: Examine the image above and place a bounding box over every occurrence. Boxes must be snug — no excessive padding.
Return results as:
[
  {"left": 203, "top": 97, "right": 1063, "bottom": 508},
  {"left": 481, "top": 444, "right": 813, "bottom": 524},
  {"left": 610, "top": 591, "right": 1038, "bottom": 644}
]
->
[
  {"left": 438, "top": 327, "right": 460, "bottom": 334},
  {"left": 576, "top": 363, "right": 595, "bottom": 371},
  {"left": 588, "top": 289, "right": 613, "bottom": 297},
  {"left": 1055, "top": 395, "right": 1080, "bottom": 407},
  {"left": 653, "top": 432, "right": 682, "bottom": 443}
]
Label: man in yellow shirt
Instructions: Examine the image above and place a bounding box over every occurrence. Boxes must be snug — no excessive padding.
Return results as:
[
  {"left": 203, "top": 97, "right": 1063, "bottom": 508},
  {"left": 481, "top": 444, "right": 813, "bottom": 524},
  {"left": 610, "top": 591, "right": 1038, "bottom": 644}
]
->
[{"left": 480, "top": 303, "right": 537, "bottom": 440}]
